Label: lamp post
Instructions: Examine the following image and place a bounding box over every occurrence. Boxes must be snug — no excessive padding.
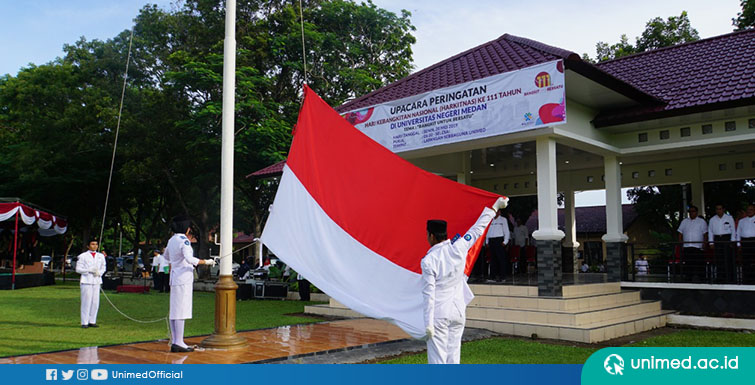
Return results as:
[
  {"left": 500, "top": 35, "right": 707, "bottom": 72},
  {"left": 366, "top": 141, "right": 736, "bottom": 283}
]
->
[{"left": 201, "top": 0, "right": 247, "bottom": 350}]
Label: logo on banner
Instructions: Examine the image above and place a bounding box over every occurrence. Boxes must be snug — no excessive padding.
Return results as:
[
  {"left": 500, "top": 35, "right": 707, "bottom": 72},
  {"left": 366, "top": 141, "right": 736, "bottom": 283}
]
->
[
  {"left": 62, "top": 370, "right": 74, "bottom": 380},
  {"left": 76, "top": 369, "right": 88, "bottom": 380},
  {"left": 342, "top": 108, "right": 375, "bottom": 125},
  {"left": 604, "top": 354, "right": 625, "bottom": 375},
  {"left": 91, "top": 369, "right": 108, "bottom": 381},
  {"left": 535, "top": 72, "right": 552, "bottom": 88},
  {"left": 46, "top": 369, "right": 57, "bottom": 381},
  {"left": 523, "top": 112, "right": 533, "bottom": 122}
]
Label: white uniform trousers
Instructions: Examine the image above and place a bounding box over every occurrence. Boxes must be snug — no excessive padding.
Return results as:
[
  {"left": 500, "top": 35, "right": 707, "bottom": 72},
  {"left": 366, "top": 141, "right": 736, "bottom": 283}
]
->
[
  {"left": 426, "top": 317, "right": 465, "bottom": 364},
  {"left": 80, "top": 283, "right": 100, "bottom": 325}
]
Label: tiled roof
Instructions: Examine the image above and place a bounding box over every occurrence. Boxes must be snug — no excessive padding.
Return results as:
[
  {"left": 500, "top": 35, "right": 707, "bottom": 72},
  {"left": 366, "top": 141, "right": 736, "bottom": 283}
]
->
[
  {"left": 246, "top": 160, "right": 285, "bottom": 179},
  {"left": 594, "top": 29, "right": 755, "bottom": 127},
  {"left": 336, "top": 34, "right": 657, "bottom": 113},
  {"left": 524, "top": 205, "right": 638, "bottom": 234}
]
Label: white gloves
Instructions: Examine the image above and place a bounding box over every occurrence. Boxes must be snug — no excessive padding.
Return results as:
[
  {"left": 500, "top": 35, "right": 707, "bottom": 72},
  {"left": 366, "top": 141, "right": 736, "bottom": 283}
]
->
[
  {"left": 423, "top": 326, "right": 434, "bottom": 341},
  {"left": 90, "top": 267, "right": 99, "bottom": 276},
  {"left": 492, "top": 197, "right": 509, "bottom": 211},
  {"left": 204, "top": 259, "right": 216, "bottom": 267}
]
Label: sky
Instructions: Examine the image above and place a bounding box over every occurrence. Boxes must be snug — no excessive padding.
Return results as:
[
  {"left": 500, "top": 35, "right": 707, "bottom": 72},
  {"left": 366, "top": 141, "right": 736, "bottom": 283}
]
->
[
  {"left": 0, "top": 0, "right": 742, "bottom": 76},
  {"left": 0, "top": 0, "right": 741, "bottom": 206}
]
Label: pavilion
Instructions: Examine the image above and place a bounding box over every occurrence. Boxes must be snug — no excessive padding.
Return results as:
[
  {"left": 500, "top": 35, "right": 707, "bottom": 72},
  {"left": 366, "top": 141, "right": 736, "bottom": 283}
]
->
[{"left": 253, "top": 30, "right": 755, "bottom": 341}]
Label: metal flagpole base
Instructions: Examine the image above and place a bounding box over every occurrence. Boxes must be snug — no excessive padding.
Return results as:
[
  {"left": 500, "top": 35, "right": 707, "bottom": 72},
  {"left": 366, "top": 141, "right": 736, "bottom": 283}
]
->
[{"left": 200, "top": 275, "right": 248, "bottom": 350}]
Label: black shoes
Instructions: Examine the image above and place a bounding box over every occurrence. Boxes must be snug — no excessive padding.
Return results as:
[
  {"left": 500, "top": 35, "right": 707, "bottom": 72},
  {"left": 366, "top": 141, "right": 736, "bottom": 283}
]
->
[
  {"left": 81, "top": 325, "right": 88, "bottom": 329},
  {"left": 170, "top": 344, "right": 195, "bottom": 353},
  {"left": 88, "top": 323, "right": 99, "bottom": 328}
]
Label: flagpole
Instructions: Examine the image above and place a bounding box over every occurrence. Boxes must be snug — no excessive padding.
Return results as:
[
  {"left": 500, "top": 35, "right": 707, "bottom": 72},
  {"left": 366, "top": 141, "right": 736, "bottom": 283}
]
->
[{"left": 201, "top": 0, "right": 247, "bottom": 350}]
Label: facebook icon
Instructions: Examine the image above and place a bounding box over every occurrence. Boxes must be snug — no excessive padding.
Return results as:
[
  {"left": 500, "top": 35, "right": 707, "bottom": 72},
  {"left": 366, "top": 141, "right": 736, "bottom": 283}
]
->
[{"left": 45, "top": 369, "right": 57, "bottom": 381}]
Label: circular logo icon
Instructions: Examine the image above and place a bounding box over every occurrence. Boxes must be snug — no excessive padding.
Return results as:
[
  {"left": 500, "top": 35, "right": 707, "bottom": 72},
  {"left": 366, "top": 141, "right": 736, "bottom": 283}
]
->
[
  {"left": 535, "top": 72, "right": 552, "bottom": 88},
  {"left": 604, "top": 354, "right": 625, "bottom": 375}
]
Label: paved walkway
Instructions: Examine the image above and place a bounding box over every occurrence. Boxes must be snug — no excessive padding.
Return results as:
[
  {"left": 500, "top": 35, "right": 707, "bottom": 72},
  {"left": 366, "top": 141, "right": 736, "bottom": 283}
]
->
[{"left": 0, "top": 319, "right": 410, "bottom": 364}]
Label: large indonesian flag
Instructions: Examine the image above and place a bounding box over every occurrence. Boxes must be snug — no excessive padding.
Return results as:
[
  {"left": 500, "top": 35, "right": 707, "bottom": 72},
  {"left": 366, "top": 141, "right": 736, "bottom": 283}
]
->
[{"left": 261, "top": 86, "right": 500, "bottom": 338}]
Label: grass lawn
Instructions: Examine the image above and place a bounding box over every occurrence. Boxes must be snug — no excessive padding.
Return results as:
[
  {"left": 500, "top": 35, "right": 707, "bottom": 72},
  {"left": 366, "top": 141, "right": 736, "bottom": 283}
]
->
[
  {"left": 380, "top": 329, "right": 755, "bottom": 364},
  {"left": 628, "top": 329, "right": 755, "bottom": 347},
  {"left": 0, "top": 281, "right": 324, "bottom": 357},
  {"left": 380, "top": 337, "right": 597, "bottom": 364}
]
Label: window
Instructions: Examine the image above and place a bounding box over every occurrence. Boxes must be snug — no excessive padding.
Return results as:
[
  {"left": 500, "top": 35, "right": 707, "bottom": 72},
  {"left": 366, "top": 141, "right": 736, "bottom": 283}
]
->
[
  {"left": 638, "top": 133, "right": 648, "bottom": 142},
  {"left": 725, "top": 121, "right": 736, "bottom": 131},
  {"left": 680, "top": 127, "right": 691, "bottom": 137},
  {"left": 702, "top": 124, "right": 713, "bottom": 134},
  {"left": 660, "top": 130, "right": 670, "bottom": 139},
  {"left": 665, "top": 168, "right": 673, "bottom": 176},
  {"left": 648, "top": 170, "right": 656, "bottom": 177}
]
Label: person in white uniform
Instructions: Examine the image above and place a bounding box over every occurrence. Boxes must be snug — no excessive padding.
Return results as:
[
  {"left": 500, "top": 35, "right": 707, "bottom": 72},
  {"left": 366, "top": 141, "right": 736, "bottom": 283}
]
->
[
  {"left": 164, "top": 215, "right": 215, "bottom": 352},
  {"left": 421, "top": 197, "right": 507, "bottom": 364},
  {"left": 737, "top": 204, "right": 755, "bottom": 284},
  {"left": 157, "top": 248, "right": 170, "bottom": 293},
  {"left": 677, "top": 205, "right": 708, "bottom": 282},
  {"left": 485, "top": 208, "right": 511, "bottom": 281},
  {"left": 708, "top": 204, "right": 736, "bottom": 283},
  {"left": 75, "top": 239, "right": 106, "bottom": 328}
]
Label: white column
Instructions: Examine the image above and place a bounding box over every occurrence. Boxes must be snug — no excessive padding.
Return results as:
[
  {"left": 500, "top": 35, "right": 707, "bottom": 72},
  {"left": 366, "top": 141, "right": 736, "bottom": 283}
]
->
[
  {"left": 219, "top": 0, "right": 237, "bottom": 276},
  {"left": 563, "top": 186, "right": 579, "bottom": 249},
  {"left": 690, "top": 159, "right": 705, "bottom": 216},
  {"left": 602, "top": 155, "right": 628, "bottom": 242},
  {"left": 532, "top": 137, "right": 564, "bottom": 241},
  {"left": 456, "top": 151, "right": 471, "bottom": 185}
]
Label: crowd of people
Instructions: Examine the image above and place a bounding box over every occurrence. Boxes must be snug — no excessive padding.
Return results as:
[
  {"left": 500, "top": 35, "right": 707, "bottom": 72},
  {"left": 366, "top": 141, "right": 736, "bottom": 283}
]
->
[{"left": 674, "top": 203, "right": 755, "bottom": 283}]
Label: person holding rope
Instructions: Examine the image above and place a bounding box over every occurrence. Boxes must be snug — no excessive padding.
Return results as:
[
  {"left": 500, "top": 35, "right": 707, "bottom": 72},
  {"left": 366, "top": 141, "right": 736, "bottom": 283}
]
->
[
  {"left": 421, "top": 197, "right": 508, "bottom": 364},
  {"left": 165, "top": 215, "right": 215, "bottom": 352},
  {"left": 75, "top": 239, "right": 106, "bottom": 328}
]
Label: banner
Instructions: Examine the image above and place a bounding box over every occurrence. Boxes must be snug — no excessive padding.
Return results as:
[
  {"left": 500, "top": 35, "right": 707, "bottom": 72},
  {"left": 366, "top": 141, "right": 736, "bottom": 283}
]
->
[
  {"left": 0, "top": 364, "right": 583, "bottom": 385},
  {"left": 342, "top": 60, "right": 566, "bottom": 153},
  {"left": 582, "top": 347, "right": 755, "bottom": 384}
]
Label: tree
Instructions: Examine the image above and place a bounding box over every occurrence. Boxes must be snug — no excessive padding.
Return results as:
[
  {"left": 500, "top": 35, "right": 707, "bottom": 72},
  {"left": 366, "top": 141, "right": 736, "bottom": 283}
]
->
[
  {"left": 733, "top": 0, "right": 755, "bottom": 30},
  {"left": 594, "top": 34, "right": 636, "bottom": 62},
  {"left": 627, "top": 185, "right": 684, "bottom": 238},
  {"left": 592, "top": 11, "right": 699, "bottom": 62},
  {"left": 0, "top": 0, "right": 417, "bottom": 262}
]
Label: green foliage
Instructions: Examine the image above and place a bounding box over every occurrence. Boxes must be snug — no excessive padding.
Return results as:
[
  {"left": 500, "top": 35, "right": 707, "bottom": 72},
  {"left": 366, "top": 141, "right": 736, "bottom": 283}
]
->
[
  {"left": 595, "top": 34, "right": 637, "bottom": 62},
  {"left": 627, "top": 185, "right": 684, "bottom": 237},
  {"left": 733, "top": 0, "right": 755, "bottom": 30},
  {"left": 592, "top": 11, "right": 699, "bottom": 62},
  {"left": 0, "top": 0, "right": 416, "bottom": 258}
]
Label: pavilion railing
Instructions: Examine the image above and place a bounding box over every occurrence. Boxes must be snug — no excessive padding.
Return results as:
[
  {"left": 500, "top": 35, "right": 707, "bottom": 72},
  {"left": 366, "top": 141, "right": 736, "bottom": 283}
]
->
[{"left": 627, "top": 240, "right": 755, "bottom": 284}]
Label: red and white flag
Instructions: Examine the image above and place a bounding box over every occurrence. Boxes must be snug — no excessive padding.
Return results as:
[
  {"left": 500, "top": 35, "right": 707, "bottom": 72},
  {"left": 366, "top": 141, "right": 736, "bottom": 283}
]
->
[{"left": 261, "top": 86, "right": 500, "bottom": 338}]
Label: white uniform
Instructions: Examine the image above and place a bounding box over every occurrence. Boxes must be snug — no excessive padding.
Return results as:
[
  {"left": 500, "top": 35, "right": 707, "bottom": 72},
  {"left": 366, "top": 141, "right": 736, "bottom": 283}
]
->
[
  {"left": 737, "top": 215, "right": 755, "bottom": 244},
  {"left": 485, "top": 215, "right": 510, "bottom": 245},
  {"left": 164, "top": 233, "right": 199, "bottom": 320},
  {"left": 513, "top": 224, "right": 529, "bottom": 247},
  {"left": 708, "top": 214, "right": 736, "bottom": 244},
  {"left": 677, "top": 217, "right": 707, "bottom": 249},
  {"left": 421, "top": 207, "right": 496, "bottom": 364},
  {"left": 75, "top": 250, "right": 106, "bottom": 326}
]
